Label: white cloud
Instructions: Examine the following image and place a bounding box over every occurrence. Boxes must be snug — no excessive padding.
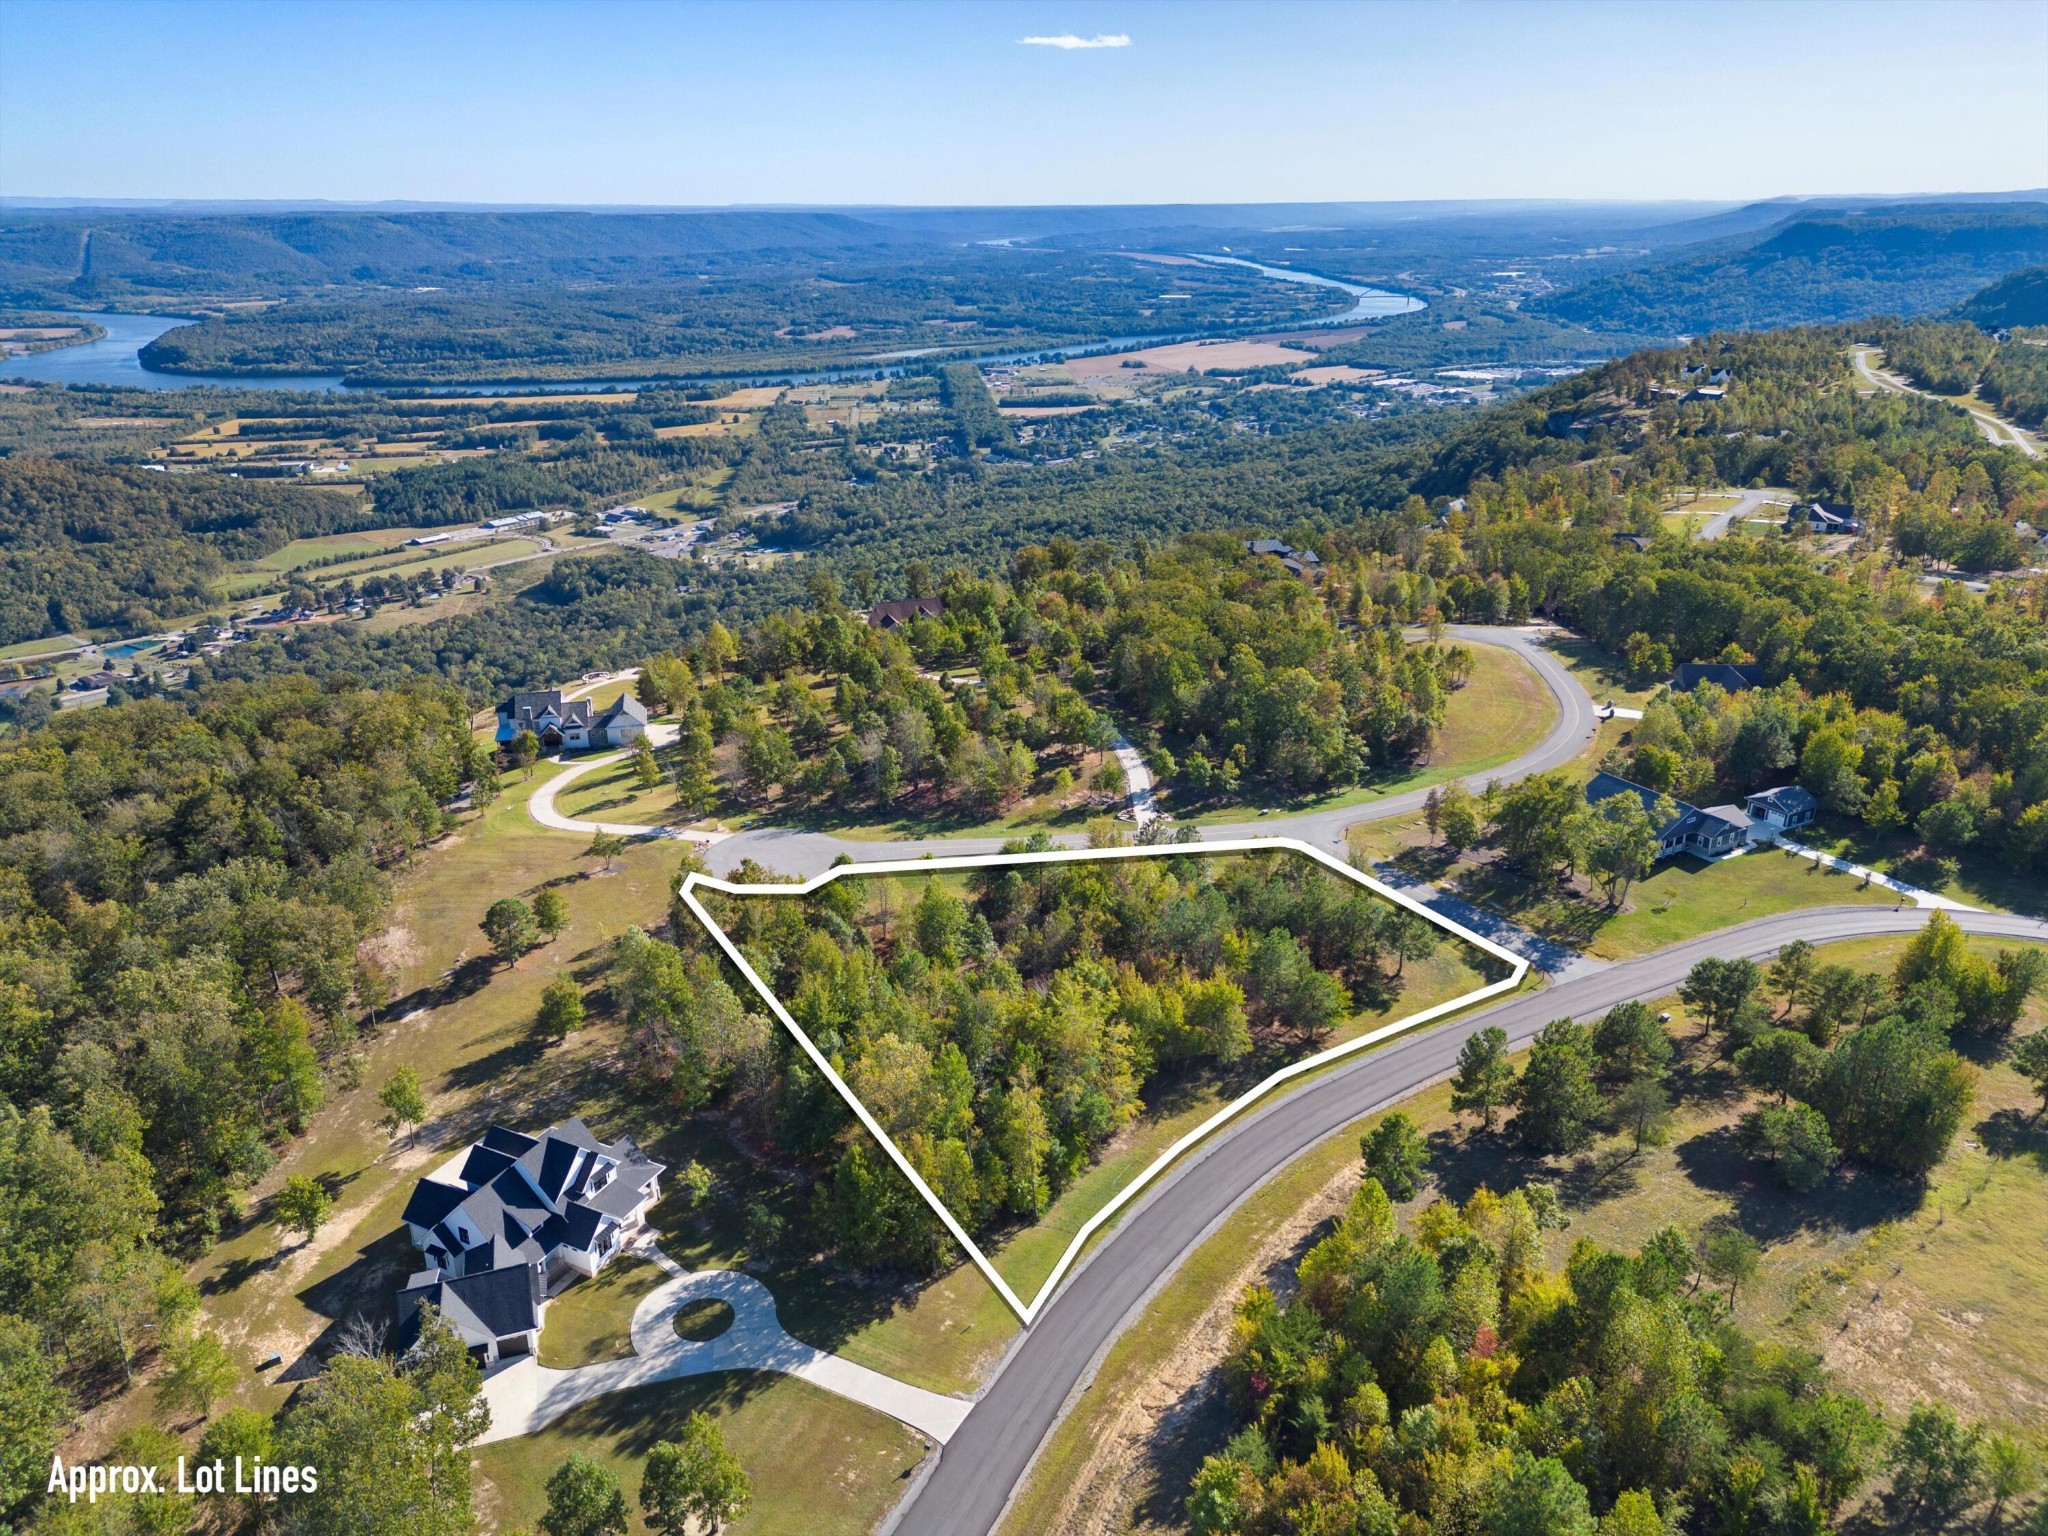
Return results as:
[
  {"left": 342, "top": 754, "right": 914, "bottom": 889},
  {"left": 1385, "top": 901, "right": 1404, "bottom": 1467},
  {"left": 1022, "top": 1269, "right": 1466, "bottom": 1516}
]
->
[{"left": 1018, "top": 33, "right": 1131, "bottom": 49}]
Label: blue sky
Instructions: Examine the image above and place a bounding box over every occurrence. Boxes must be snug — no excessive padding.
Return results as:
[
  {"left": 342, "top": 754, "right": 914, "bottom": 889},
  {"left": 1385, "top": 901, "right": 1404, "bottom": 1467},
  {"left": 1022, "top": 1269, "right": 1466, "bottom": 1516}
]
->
[{"left": 3, "top": 0, "right": 2043, "bottom": 206}]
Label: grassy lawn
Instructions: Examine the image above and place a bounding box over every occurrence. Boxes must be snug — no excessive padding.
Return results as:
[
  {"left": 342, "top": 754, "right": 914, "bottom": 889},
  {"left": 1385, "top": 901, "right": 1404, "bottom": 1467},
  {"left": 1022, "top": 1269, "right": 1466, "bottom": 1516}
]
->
[
  {"left": 675, "top": 1298, "right": 735, "bottom": 1341},
  {"left": 472, "top": 1373, "right": 926, "bottom": 1536},
  {"left": 251, "top": 531, "right": 387, "bottom": 571},
  {"left": 0, "top": 632, "right": 91, "bottom": 660},
  {"left": 1454, "top": 842, "right": 1897, "bottom": 960},
  {"left": 1791, "top": 815, "right": 2044, "bottom": 918},
  {"left": 1176, "top": 639, "right": 1557, "bottom": 826},
  {"left": 1005, "top": 937, "right": 2048, "bottom": 1533},
  {"left": 1539, "top": 633, "right": 1661, "bottom": 710},
  {"left": 556, "top": 756, "right": 697, "bottom": 828},
  {"left": 538, "top": 1256, "right": 669, "bottom": 1367}
]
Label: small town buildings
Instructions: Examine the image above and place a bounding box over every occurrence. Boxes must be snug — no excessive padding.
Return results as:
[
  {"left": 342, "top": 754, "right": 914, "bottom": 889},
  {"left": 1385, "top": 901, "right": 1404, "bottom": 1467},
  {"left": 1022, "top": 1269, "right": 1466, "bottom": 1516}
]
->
[
  {"left": 1745, "top": 784, "right": 1818, "bottom": 833},
  {"left": 397, "top": 1118, "right": 666, "bottom": 1365},
  {"left": 495, "top": 689, "right": 648, "bottom": 753},
  {"left": 1672, "top": 661, "right": 1764, "bottom": 694},
  {"left": 866, "top": 596, "right": 946, "bottom": 629},
  {"left": 1585, "top": 771, "right": 1753, "bottom": 860}
]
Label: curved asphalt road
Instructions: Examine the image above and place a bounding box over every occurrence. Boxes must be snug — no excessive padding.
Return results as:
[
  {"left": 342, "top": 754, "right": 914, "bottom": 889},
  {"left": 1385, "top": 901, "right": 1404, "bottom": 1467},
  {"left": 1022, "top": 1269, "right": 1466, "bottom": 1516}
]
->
[
  {"left": 891, "top": 904, "right": 2048, "bottom": 1536},
  {"left": 709, "top": 625, "right": 1601, "bottom": 878}
]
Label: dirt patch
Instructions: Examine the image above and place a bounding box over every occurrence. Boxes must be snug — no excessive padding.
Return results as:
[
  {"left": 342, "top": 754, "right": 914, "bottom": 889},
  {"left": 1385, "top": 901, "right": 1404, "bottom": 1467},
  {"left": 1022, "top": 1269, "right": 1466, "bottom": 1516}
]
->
[
  {"left": 1068, "top": 338, "right": 1320, "bottom": 380},
  {"left": 1045, "top": 1159, "right": 1361, "bottom": 1536},
  {"left": 1290, "top": 365, "right": 1386, "bottom": 385}
]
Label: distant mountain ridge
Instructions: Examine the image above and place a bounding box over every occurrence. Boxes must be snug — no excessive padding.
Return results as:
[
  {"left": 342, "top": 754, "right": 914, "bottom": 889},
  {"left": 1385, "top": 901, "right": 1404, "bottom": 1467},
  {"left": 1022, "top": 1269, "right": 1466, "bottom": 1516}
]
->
[
  {"left": 1533, "top": 201, "right": 2048, "bottom": 336},
  {"left": 1955, "top": 265, "right": 2048, "bottom": 329}
]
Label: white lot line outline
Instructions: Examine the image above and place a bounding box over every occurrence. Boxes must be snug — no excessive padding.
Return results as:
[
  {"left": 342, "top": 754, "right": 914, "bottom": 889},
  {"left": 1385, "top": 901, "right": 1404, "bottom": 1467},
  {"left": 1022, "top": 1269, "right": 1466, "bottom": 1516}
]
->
[{"left": 676, "top": 836, "right": 1528, "bottom": 1324}]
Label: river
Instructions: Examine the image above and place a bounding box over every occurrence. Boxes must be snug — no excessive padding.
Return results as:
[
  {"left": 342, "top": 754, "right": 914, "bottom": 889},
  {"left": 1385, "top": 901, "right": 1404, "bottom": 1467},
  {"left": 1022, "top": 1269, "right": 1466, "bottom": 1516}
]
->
[{"left": 0, "top": 258, "right": 1422, "bottom": 396}]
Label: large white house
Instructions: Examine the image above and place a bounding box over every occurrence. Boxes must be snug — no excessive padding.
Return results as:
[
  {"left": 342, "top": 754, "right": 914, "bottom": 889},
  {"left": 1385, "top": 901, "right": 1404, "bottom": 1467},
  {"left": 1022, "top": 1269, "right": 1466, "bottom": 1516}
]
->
[
  {"left": 398, "top": 1118, "right": 665, "bottom": 1364},
  {"left": 495, "top": 689, "right": 648, "bottom": 753}
]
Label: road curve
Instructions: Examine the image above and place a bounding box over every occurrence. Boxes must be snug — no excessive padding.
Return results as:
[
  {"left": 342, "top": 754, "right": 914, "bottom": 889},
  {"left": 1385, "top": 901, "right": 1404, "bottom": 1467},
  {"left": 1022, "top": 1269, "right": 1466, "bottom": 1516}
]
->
[
  {"left": 707, "top": 625, "right": 1600, "bottom": 878},
  {"left": 890, "top": 904, "right": 2048, "bottom": 1536},
  {"left": 1851, "top": 345, "right": 2042, "bottom": 460}
]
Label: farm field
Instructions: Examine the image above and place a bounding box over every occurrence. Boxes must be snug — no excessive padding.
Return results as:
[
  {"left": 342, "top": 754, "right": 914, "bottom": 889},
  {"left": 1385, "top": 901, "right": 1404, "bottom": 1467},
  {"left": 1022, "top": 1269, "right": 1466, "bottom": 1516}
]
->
[{"left": 1066, "top": 337, "right": 1321, "bottom": 377}]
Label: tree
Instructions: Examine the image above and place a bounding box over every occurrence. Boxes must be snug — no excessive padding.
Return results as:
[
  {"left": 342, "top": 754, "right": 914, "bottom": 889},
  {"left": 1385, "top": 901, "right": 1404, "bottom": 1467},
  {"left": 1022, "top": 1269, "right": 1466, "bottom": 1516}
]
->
[
  {"left": 1608, "top": 1077, "right": 1673, "bottom": 1158},
  {"left": 584, "top": 833, "right": 628, "bottom": 874},
  {"left": 1493, "top": 772, "right": 1587, "bottom": 879},
  {"left": 1590, "top": 1001, "right": 1673, "bottom": 1084},
  {"left": 641, "top": 1413, "right": 753, "bottom": 1534},
  {"left": 1768, "top": 939, "right": 1820, "bottom": 1020},
  {"left": 533, "top": 888, "right": 569, "bottom": 939},
  {"left": 379, "top": 1065, "right": 428, "bottom": 1147},
  {"left": 0, "top": 1313, "right": 67, "bottom": 1515},
  {"left": 482, "top": 896, "right": 541, "bottom": 962},
  {"left": 273, "top": 1173, "right": 334, "bottom": 1245},
  {"left": 542, "top": 1454, "right": 628, "bottom": 1536},
  {"left": 1736, "top": 1028, "right": 1826, "bottom": 1103},
  {"left": 155, "top": 1327, "right": 237, "bottom": 1421},
  {"left": 197, "top": 1405, "right": 276, "bottom": 1520},
  {"left": 1360, "top": 1113, "right": 1429, "bottom": 1202},
  {"left": 1737, "top": 1101, "right": 1840, "bottom": 1189},
  {"left": 1984, "top": 1432, "right": 2039, "bottom": 1529},
  {"left": 276, "top": 1307, "right": 487, "bottom": 1536},
  {"left": 1700, "top": 1224, "right": 1761, "bottom": 1304},
  {"left": 508, "top": 729, "right": 541, "bottom": 778},
  {"left": 1514, "top": 1018, "right": 1601, "bottom": 1155},
  {"left": 633, "top": 742, "right": 662, "bottom": 791},
  {"left": 1382, "top": 909, "right": 1438, "bottom": 979},
  {"left": 1596, "top": 1490, "right": 1669, "bottom": 1536},
  {"left": 536, "top": 976, "right": 587, "bottom": 1040},
  {"left": 1888, "top": 1402, "right": 1985, "bottom": 1524},
  {"left": 1813, "top": 1016, "right": 1973, "bottom": 1176},
  {"left": 1449, "top": 1026, "right": 1515, "bottom": 1132},
  {"left": 1584, "top": 790, "right": 1664, "bottom": 908},
  {"left": 1438, "top": 784, "right": 1482, "bottom": 855},
  {"left": 672, "top": 708, "right": 719, "bottom": 818},
  {"left": 1679, "top": 956, "right": 1762, "bottom": 1042},
  {"left": 2014, "top": 1030, "right": 2048, "bottom": 1116},
  {"left": 1480, "top": 1452, "right": 1594, "bottom": 1536}
]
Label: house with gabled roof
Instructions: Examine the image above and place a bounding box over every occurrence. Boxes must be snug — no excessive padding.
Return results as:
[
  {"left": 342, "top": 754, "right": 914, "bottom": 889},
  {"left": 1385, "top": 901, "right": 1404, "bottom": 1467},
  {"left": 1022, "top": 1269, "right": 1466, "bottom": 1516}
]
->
[
  {"left": 865, "top": 596, "right": 946, "bottom": 629},
  {"left": 495, "top": 689, "right": 648, "bottom": 753},
  {"left": 1672, "top": 661, "right": 1765, "bottom": 694},
  {"left": 397, "top": 1118, "right": 665, "bottom": 1364},
  {"left": 1745, "top": 784, "right": 1818, "bottom": 833},
  {"left": 1585, "top": 771, "right": 1752, "bottom": 860}
]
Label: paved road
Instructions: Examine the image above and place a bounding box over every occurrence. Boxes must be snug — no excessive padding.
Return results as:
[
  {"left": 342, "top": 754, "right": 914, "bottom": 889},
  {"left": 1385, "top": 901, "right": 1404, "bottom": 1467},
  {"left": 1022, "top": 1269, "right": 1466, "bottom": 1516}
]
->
[
  {"left": 706, "top": 625, "right": 1599, "bottom": 878},
  {"left": 1851, "top": 345, "right": 2042, "bottom": 459},
  {"left": 891, "top": 904, "right": 2048, "bottom": 1536},
  {"left": 1696, "top": 486, "right": 1794, "bottom": 540}
]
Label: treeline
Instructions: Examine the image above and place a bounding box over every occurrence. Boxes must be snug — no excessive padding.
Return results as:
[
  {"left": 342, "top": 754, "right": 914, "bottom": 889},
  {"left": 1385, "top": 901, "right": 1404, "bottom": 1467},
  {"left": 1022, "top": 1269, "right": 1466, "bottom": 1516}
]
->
[
  {"left": 0, "top": 455, "right": 369, "bottom": 643},
  {"left": 619, "top": 849, "right": 1457, "bottom": 1273},
  {"left": 365, "top": 431, "right": 738, "bottom": 525},
  {"left": 620, "top": 537, "right": 1470, "bottom": 812},
  {"left": 0, "top": 677, "right": 485, "bottom": 1493}
]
